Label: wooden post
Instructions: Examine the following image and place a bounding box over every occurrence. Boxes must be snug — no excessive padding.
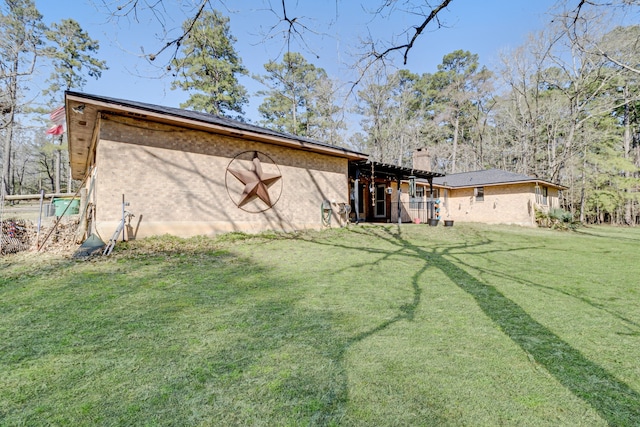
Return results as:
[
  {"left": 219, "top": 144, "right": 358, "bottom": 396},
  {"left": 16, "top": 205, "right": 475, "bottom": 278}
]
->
[
  {"left": 429, "top": 178, "right": 434, "bottom": 220},
  {"left": 74, "top": 188, "right": 88, "bottom": 243},
  {"left": 397, "top": 176, "right": 402, "bottom": 224},
  {"left": 354, "top": 169, "right": 360, "bottom": 223},
  {"left": 36, "top": 190, "right": 45, "bottom": 245}
]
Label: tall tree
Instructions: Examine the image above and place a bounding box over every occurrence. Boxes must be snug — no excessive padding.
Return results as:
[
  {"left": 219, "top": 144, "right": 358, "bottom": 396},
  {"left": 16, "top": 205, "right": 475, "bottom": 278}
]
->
[
  {"left": 428, "top": 50, "right": 493, "bottom": 173},
  {"left": 256, "top": 52, "right": 332, "bottom": 137},
  {"left": 43, "top": 18, "right": 107, "bottom": 100},
  {"left": 43, "top": 18, "right": 107, "bottom": 193},
  {"left": 600, "top": 25, "right": 640, "bottom": 224},
  {"left": 493, "top": 18, "right": 638, "bottom": 222},
  {"left": 354, "top": 68, "right": 427, "bottom": 166},
  {"left": 0, "top": 0, "right": 45, "bottom": 198},
  {"left": 304, "top": 76, "right": 347, "bottom": 146},
  {"left": 542, "top": 15, "right": 632, "bottom": 221},
  {"left": 497, "top": 33, "right": 564, "bottom": 178},
  {"left": 353, "top": 67, "right": 397, "bottom": 163},
  {"left": 171, "top": 9, "right": 248, "bottom": 119}
]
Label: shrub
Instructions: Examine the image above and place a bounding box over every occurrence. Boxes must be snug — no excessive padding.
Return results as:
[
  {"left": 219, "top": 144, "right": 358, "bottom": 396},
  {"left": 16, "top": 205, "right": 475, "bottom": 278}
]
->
[{"left": 535, "top": 207, "right": 578, "bottom": 230}]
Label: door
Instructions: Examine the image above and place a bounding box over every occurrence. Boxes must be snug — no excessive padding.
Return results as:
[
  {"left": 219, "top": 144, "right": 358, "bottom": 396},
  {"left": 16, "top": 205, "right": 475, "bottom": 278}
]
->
[{"left": 374, "top": 184, "right": 386, "bottom": 218}]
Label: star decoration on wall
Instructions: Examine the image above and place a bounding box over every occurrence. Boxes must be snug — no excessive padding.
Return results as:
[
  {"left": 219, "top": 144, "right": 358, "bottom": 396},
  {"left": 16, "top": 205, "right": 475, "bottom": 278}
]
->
[{"left": 227, "top": 152, "right": 282, "bottom": 208}]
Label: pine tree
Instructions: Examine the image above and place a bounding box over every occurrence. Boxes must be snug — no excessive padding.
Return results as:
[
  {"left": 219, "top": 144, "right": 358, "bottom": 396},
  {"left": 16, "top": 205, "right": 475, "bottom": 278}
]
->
[
  {"left": 171, "top": 10, "right": 248, "bottom": 119},
  {"left": 42, "top": 18, "right": 107, "bottom": 193},
  {"left": 43, "top": 18, "right": 107, "bottom": 97},
  {"left": 256, "top": 52, "right": 332, "bottom": 137}
]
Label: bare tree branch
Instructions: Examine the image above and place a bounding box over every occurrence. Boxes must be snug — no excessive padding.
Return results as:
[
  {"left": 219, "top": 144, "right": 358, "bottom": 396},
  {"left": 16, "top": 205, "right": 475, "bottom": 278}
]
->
[
  {"left": 147, "top": 0, "right": 208, "bottom": 61},
  {"left": 375, "top": 0, "right": 453, "bottom": 65},
  {"left": 601, "top": 50, "right": 640, "bottom": 74},
  {"left": 555, "top": 0, "right": 640, "bottom": 75},
  {"left": 346, "top": 0, "right": 454, "bottom": 95},
  {"left": 252, "top": 0, "right": 326, "bottom": 61}
]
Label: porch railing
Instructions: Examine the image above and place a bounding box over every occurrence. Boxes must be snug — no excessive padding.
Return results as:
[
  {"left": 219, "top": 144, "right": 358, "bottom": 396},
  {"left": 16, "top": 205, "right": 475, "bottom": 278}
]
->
[{"left": 402, "top": 200, "right": 435, "bottom": 223}]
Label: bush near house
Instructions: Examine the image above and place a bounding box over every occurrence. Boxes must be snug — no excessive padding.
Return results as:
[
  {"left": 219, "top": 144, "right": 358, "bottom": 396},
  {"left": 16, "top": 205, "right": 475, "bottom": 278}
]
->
[{"left": 535, "top": 207, "right": 577, "bottom": 230}]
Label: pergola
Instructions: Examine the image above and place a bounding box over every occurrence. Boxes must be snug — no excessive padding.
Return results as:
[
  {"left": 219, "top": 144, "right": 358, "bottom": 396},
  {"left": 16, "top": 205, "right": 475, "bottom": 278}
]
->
[{"left": 348, "top": 159, "right": 444, "bottom": 223}]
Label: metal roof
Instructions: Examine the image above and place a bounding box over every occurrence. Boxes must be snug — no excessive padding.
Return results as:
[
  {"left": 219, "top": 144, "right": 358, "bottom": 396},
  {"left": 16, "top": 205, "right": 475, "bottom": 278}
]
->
[{"left": 65, "top": 91, "right": 369, "bottom": 179}]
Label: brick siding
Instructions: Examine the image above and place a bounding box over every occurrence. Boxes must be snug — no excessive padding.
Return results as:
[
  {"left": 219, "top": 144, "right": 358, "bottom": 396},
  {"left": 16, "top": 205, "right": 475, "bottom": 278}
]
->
[
  {"left": 94, "top": 115, "right": 349, "bottom": 238},
  {"left": 390, "top": 181, "right": 560, "bottom": 227}
]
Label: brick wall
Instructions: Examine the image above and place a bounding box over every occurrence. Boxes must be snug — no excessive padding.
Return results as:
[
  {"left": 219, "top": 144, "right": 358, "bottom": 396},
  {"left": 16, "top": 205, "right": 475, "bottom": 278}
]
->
[
  {"left": 438, "top": 183, "right": 560, "bottom": 226},
  {"left": 94, "top": 115, "right": 350, "bottom": 238},
  {"left": 387, "top": 181, "right": 561, "bottom": 227}
]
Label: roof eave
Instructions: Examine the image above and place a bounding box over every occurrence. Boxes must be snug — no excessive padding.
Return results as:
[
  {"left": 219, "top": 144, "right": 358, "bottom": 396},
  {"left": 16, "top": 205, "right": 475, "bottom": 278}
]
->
[
  {"left": 350, "top": 159, "right": 444, "bottom": 181},
  {"left": 66, "top": 92, "right": 369, "bottom": 179},
  {"left": 432, "top": 179, "right": 567, "bottom": 190}
]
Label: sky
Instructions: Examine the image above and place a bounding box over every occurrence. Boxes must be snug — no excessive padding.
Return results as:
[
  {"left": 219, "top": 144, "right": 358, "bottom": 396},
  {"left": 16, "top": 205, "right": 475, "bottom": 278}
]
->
[{"left": 32, "top": 0, "right": 563, "bottom": 124}]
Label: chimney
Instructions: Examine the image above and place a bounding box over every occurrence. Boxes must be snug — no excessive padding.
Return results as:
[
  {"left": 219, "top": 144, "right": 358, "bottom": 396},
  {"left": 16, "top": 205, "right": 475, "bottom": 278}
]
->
[{"left": 413, "top": 148, "right": 432, "bottom": 171}]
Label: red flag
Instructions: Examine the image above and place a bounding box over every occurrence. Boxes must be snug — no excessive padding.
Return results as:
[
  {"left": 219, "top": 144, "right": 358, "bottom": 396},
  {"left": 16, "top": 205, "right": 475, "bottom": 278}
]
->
[
  {"left": 49, "top": 106, "right": 65, "bottom": 124},
  {"left": 46, "top": 124, "right": 65, "bottom": 135}
]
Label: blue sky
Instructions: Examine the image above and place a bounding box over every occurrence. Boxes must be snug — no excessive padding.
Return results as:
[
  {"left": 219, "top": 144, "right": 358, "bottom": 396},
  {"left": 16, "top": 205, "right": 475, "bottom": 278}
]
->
[{"left": 33, "top": 0, "right": 561, "bottom": 123}]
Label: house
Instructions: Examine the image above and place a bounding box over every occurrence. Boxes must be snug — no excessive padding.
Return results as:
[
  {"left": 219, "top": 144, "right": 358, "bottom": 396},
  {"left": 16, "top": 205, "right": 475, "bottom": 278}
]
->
[
  {"left": 65, "top": 92, "right": 441, "bottom": 239},
  {"left": 65, "top": 92, "right": 565, "bottom": 238},
  {"left": 425, "top": 169, "right": 567, "bottom": 227},
  {"left": 348, "top": 159, "right": 443, "bottom": 224}
]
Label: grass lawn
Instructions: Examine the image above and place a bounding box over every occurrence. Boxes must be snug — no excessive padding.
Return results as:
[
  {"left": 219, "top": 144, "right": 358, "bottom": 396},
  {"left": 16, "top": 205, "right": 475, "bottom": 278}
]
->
[{"left": 1, "top": 223, "right": 639, "bottom": 426}]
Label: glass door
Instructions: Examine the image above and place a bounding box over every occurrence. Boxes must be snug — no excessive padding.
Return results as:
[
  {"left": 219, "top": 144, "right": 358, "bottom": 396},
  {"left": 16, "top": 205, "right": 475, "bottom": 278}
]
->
[{"left": 375, "top": 184, "right": 386, "bottom": 218}]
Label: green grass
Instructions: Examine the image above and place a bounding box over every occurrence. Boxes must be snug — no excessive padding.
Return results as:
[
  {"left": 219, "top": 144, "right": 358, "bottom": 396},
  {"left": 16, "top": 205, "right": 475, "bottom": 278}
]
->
[{"left": 1, "top": 223, "right": 640, "bottom": 426}]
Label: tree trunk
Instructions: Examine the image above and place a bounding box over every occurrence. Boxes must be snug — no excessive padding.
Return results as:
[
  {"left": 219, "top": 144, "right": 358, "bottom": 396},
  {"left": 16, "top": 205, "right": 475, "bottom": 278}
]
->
[
  {"left": 55, "top": 147, "right": 61, "bottom": 194},
  {"left": 291, "top": 93, "right": 297, "bottom": 135},
  {"left": 623, "top": 84, "right": 633, "bottom": 225},
  {"left": 1, "top": 54, "right": 21, "bottom": 199},
  {"left": 579, "top": 147, "right": 587, "bottom": 223},
  {"left": 1, "top": 114, "right": 14, "bottom": 198},
  {"left": 451, "top": 113, "right": 459, "bottom": 173}
]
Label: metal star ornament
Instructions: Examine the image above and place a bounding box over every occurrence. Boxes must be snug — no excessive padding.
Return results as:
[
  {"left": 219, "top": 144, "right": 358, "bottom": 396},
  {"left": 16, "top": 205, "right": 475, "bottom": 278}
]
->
[{"left": 227, "top": 152, "right": 282, "bottom": 208}]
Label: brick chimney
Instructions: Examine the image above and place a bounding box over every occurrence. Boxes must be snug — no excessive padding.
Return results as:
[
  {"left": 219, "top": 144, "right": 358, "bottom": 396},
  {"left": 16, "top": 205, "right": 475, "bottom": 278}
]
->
[{"left": 412, "top": 148, "right": 432, "bottom": 171}]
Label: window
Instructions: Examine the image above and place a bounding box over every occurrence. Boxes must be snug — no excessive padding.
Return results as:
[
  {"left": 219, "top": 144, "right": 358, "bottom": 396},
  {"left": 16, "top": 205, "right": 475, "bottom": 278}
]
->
[
  {"left": 535, "top": 185, "right": 549, "bottom": 205},
  {"left": 475, "top": 186, "right": 484, "bottom": 202}
]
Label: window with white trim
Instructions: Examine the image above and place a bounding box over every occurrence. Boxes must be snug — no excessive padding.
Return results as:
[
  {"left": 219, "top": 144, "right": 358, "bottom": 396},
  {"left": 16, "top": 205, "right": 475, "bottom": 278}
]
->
[{"left": 535, "top": 185, "right": 549, "bottom": 205}]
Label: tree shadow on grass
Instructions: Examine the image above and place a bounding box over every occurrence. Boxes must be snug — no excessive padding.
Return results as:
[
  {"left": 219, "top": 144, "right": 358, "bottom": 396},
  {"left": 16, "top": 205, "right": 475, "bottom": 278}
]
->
[
  {"left": 303, "top": 225, "right": 640, "bottom": 425},
  {"left": 428, "top": 250, "right": 640, "bottom": 425},
  {"left": 448, "top": 247, "right": 640, "bottom": 334},
  {"left": 4, "top": 229, "right": 640, "bottom": 425}
]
